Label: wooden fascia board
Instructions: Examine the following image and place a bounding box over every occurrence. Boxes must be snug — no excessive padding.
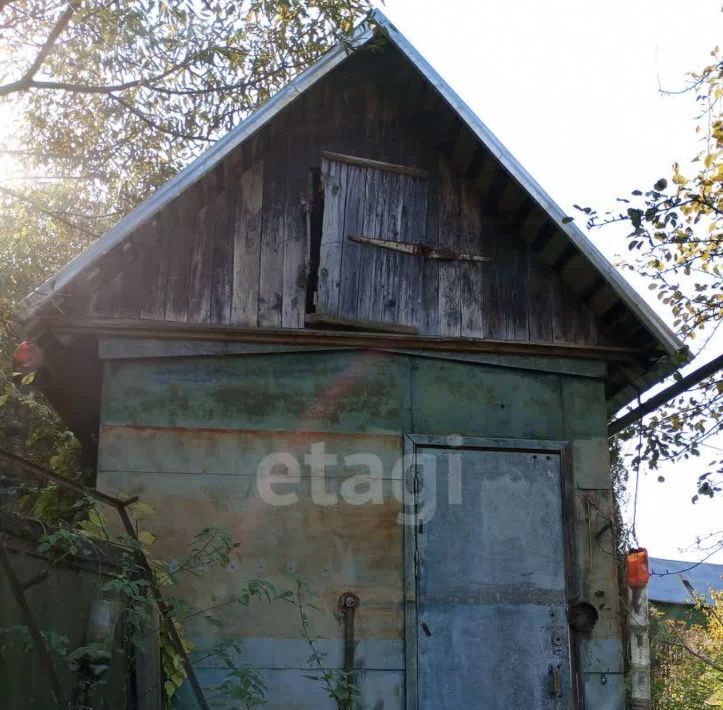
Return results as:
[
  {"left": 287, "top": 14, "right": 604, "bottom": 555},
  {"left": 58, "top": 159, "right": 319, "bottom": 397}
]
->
[{"left": 40, "top": 317, "right": 639, "bottom": 363}]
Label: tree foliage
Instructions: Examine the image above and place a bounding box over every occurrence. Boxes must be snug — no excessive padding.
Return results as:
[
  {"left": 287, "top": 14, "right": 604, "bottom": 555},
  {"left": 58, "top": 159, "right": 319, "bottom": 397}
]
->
[
  {"left": 0, "top": 0, "right": 370, "bottom": 475},
  {"left": 0, "top": 0, "right": 369, "bottom": 208},
  {"left": 576, "top": 49, "right": 723, "bottom": 507},
  {"left": 651, "top": 592, "right": 723, "bottom": 709}
]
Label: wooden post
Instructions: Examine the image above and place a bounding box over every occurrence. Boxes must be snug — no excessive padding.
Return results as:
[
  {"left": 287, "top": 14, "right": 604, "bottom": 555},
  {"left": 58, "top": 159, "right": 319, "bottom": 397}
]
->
[
  {"left": 627, "top": 549, "right": 651, "bottom": 710},
  {"left": 628, "top": 586, "right": 651, "bottom": 709},
  {"left": 135, "top": 602, "right": 162, "bottom": 710}
]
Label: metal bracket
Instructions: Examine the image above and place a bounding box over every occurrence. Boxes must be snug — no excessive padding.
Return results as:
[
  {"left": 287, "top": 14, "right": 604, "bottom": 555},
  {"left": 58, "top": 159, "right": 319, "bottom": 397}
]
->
[
  {"left": 348, "top": 234, "right": 491, "bottom": 262},
  {"left": 338, "top": 592, "right": 360, "bottom": 710},
  {"left": 338, "top": 591, "right": 360, "bottom": 673}
]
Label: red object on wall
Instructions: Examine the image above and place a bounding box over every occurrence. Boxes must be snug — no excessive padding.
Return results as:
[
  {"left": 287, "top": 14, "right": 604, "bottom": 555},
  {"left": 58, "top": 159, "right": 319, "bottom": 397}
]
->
[
  {"left": 627, "top": 548, "right": 649, "bottom": 588},
  {"left": 12, "top": 341, "right": 40, "bottom": 370}
]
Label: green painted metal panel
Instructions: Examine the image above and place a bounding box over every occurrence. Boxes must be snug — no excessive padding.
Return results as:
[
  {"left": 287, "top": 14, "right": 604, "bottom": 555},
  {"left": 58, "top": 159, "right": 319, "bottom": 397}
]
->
[
  {"left": 98, "top": 425, "right": 402, "bottom": 479},
  {"left": 98, "top": 467, "right": 405, "bottom": 682},
  {"left": 99, "top": 336, "right": 607, "bottom": 379},
  {"left": 174, "top": 668, "right": 404, "bottom": 709},
  {"left": 409, "top": 357, "right": 564, "bottom": 439},
  {"left": 97, "top": 350, "right": 621, "bottom": 708},
  {"left": 102, "top": 351, "right": 412, "bottom": 433},
  {"left": 561, "top": 376, "right": 608, "bottom": 440}
]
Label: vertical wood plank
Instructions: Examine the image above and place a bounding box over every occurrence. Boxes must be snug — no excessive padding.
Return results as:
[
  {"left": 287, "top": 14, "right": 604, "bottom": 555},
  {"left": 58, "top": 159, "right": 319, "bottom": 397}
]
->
[
  {"left": 419, "top": 168, "right": 440, "bottom": 335},
  {"left": 527, "top": 253, "right": 554, "bottom": 343},
  {"left": 553, "top": 279, "right": 599, "bottom": 345},
  {"left": 210, "top": 164, "right": 234, "bottom": 324},
  {"left": 459, "top": 181, "right": 485, "bottom": 338},
  {"left": 355, "top": 163, "right": 384, "bottom": 321},
  {"left": 337, "top": 165, "right": 367, "bottom": 318},
  {"left": 496, "top": 226, "right": 529, "bottom": 341},
  {"left": 258, "top": 122, "right": 287, "bottom": 327},
  {"left": 139, "top": 218, "right": 168, "bottom": 320},
  {"left": 134, "top": 603, "right": 161, "bottom": 709},
  {"left": 188, "top": 179, "right": 214, "bottom": 323},
  {"left": 373, "top": 170, "right": 402, "bottom": 322},
  {"left": 282, "top": 98, "right": 311, "bottom": 329},
  {"left": 112, "top": 233, "right": 144, "bottom": 320},
  {"left": 231, "top": 157, "right": 264, "bottom": 326},
  {"left": 89, "top": 266, "right": 123, "bottom": 317},
  {"left": 164, "top": 198, "right": 194, "bottom": 323},
  {"left": 437, "top": 157, "right": 461, "bottom": 337},
  {"left": 317, "top": 158, "right": 348, "bottom": 315},
  {"left": 397, "top": 175, "right": 429, "bottom": 328}
]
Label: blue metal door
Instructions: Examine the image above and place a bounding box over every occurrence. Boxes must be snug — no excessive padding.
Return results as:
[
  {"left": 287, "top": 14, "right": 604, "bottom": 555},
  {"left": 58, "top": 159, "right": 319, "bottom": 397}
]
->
[{"left": 412, "top": 445, "right": 572, "bottom": 709}]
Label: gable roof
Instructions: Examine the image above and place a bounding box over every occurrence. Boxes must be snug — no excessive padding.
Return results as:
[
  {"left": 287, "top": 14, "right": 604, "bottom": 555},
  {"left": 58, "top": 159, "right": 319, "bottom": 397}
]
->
[{"left": 15, "top": 10, "right": 686, "bottom": 405}]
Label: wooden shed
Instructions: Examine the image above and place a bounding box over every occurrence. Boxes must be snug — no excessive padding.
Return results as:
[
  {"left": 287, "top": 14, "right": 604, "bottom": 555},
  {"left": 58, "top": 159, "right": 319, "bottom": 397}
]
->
[{"left": 17, "top": 10, "right": 684, "bottom": 709}]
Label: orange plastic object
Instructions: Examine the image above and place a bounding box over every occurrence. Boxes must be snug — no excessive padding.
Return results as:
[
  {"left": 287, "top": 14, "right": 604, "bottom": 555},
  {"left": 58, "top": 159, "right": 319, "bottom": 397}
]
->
[{"left": 627, "top": 548, "right": 649, "bottom": 588}]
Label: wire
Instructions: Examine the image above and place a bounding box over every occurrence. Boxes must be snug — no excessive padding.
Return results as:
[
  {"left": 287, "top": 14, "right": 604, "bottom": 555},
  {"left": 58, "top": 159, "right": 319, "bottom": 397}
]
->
[{"left": 630, "top": 390, "right": 643, "bottom": 546}]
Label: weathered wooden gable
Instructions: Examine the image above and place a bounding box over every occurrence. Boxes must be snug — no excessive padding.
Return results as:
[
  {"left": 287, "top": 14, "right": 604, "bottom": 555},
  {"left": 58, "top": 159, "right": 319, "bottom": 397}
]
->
[{"left": 61, "top": 44, "right": 606, "bottom": 347}]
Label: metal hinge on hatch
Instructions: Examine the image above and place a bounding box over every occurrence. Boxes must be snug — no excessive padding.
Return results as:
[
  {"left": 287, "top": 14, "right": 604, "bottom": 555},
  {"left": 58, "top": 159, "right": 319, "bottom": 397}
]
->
[{"left": 348, "top": 235, "right": 491, "bottom": 262}]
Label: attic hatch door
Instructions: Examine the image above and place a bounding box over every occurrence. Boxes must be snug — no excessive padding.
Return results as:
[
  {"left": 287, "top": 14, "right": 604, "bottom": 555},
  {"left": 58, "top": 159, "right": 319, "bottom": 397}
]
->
[
  {"left": 316, "top": 153, "right": 429, "bottom": 327},
  {"left": 410, "top": 443, "right": 572, "bottom": 710}
]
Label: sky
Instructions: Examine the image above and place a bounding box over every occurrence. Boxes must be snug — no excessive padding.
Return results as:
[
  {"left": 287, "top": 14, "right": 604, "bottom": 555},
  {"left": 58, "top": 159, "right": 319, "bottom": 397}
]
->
[{"left": 379, "top": 0, "right": 723, "bottom": 563}]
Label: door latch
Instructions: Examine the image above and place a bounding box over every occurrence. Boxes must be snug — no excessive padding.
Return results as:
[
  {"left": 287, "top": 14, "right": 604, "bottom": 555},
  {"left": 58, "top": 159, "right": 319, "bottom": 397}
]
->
[{"left": 548, "top": 664, "right": 561, "bottom": 697}]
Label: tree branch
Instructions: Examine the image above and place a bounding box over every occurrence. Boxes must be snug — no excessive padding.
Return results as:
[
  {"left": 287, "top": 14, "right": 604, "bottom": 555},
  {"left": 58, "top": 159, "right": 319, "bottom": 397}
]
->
[
  {"left": 0, "top": 185, "right": 100, "bottom": 239},
  {"left": 653, "top": 634, "right": 723, "bottom": 674},
  {"left": 108, "top": 94, "right": 214, "bottom": 143},
  {"left": 0, "top": 1, "right": 80, "bottom": 97},
  {"left": 4, "top": 56, "right": 198, "bottom": 96}
]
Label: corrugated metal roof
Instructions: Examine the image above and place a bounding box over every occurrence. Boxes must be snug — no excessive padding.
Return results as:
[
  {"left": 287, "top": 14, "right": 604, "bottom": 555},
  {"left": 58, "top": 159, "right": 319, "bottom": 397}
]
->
[
  {"left": 15, "top": 9, "right": 685, "bottom": 390},
  {"left": 649, "top": 556, "right": 723, "bottom": 605}
]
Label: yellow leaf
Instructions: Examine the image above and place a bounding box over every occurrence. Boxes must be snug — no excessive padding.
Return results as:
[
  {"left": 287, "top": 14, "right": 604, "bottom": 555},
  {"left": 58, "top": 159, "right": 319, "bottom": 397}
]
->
[
  {"left": 131, "top": 501, "right": 155, "bottom": 516},
  {"left": 137, "top": 530, "right": 156, "bottom": 546}
]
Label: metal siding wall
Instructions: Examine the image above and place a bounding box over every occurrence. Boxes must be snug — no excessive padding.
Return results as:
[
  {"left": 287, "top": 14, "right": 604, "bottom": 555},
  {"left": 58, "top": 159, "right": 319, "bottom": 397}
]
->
[
  {"left": 99, "top": 351, "right": 410, "bottom": 708},
  {"left": 562, "top": 376, "right": 625, "bottom": 708},
  {"left": 97, "top": 349, "right": 623, "bottom": 708}
]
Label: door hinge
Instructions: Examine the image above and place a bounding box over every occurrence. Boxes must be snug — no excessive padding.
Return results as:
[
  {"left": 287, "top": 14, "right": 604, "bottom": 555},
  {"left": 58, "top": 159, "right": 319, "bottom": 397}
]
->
[{"left": 348, "top": 234, "right": 491, "bottom": 262}]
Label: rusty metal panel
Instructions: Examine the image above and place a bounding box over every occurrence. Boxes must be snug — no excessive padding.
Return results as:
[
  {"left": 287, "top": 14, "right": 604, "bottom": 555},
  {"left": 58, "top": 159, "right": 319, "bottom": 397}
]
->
[
  {"left": 414, "top": 447, "right": 571, "bottom": 709},
  {"left": 97, "top": 467, "right": 404, "bottom": 645},
  {"left": 575, "top": 490, "right": 623, "bottom": 638},
  {"left": 94, "top": 352, "right": 623, "bottom": 707},
  {"left": 97, "top": 423, "right": 406, "bottom": 708}
]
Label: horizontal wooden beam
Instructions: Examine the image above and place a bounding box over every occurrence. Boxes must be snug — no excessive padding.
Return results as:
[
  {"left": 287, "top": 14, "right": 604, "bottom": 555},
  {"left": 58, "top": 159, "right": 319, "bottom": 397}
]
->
[
  {"left": 37, "top": 317, "right": 641, "bottom": 362},
  {"left": 322, "top": 151, "right": 428, "bottom": 178}
]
